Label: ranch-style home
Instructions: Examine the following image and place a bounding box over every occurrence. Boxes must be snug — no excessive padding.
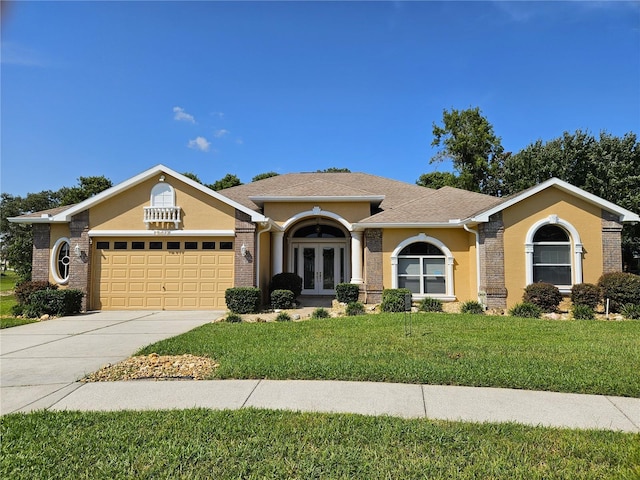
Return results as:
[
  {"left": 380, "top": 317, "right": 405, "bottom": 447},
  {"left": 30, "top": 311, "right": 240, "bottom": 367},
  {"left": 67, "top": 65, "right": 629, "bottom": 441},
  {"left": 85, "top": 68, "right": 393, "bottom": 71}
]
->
[{"left": 10, "top": 164, "right": 639, "bottom": 312}]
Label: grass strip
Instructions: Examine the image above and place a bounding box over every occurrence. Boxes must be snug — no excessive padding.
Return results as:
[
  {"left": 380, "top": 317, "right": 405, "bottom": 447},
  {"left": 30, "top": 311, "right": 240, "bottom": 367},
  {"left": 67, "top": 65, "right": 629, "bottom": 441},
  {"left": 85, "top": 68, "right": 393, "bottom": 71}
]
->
[
  {"left": 2, "top": 409, "right": 638, "bottom": 480},
  {"left": 138, "top": 314, "right": 640, "bottom": 397}
]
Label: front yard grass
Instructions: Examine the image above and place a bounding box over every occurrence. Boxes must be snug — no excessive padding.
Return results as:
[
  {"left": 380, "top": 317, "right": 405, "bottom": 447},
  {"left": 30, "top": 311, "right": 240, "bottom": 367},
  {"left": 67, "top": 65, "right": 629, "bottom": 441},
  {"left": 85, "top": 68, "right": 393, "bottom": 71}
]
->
[
  {"left": 2, "top": 409, "right": 638, "bottom": 479},
  {"left": 0, "top": 271, "right": 36, "bottom": 329},
  {"left": 138, "top": 313, "right": 640, "bottom": 397}
]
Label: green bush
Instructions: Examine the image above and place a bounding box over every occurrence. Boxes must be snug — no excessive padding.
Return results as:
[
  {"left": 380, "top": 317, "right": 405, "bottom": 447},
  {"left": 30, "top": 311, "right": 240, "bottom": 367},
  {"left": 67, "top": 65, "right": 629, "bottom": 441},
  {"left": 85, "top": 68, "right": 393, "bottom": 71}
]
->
[
  {"left": 346, "top": 301, "right": 365, "bottom": 316},
  {"left": 275, "top": 311, "right": 292, "bottom": 322},
  {"left": 225, "top": 287, "right": 261, "bottom": 314},
  {"left": 311, "top": 308, "right": 330, "bottom": 319},
  {"left": 23, "top": 289, "right": 84, "bottom": 318},
  {"left": 271, "top": 289, "right": 295, "bottom": 309},
  {"left": 572, "top": 304, "right": 595, "bottom": 320},
  {"left": 571, "top": 283, "right": 601, "bottom": 309},
  {"left": 620, "top": 304, "right": 640, "bottom": 320},
  {"left": 335, "top": 283, "right": 360, "bottom": 303},
  {"left": 15, "top": 281, "right": 57, "bottom": 305},
  {"left": 509, "top": 302, "right": 542, "bottom": 319},
  {"left": 225, "top": 313, "right": 243, "bottom": 323},
  {"left": 523, "top": 282, "right": 562, "bottom": 313},
  {"left": 380, "top": 289, "right": 412, "bottom": 313},
  {"left": 460, "top": 300, "right": 485, "bottom": 315},
  {"left": 418, "top": 297, "right": 443, "bottom": 313},
  {"left": 598, "top": 272, "right": 640, "bottom": 313},
  {"left": 270, "top": 273, "right": 303, "bottom": 297}
]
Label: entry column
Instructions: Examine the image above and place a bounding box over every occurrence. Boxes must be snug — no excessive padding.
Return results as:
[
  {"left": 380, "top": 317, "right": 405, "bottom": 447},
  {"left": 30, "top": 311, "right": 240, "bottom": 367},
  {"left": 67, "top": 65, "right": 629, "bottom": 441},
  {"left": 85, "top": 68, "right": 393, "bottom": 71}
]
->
[
  {"left": 350, "top": 231, "right": 363, "bottom": 284},
  {"left": 272, "top": 231, "right": 284, "bottom": 276}
]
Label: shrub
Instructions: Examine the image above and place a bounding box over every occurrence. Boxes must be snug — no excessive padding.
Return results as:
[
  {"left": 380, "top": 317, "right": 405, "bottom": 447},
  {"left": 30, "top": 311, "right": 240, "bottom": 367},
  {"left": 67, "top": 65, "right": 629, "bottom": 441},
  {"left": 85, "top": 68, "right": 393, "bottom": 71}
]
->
[
  {"left": 311, "top": 307, "right": 329, "bottom": 319},
  {"left": 15, "top": 281, "right": 57, "bottom": 305},
  {"left": 460, "top": 300, "right": 484, "bottom": 315},
  {"left": 225, "top": 313, "right": 243, "bottom": 323},
  {"left": 418, "top": 297, "right": 443, "bottom": 313},
  {"left": 523, "top": 282, "right": 562, "bottom": 313},
  {"left": 23, "top": 289, "right": 84, "bottom": 318},
  {"left": 270, "top": 273, "right": 303, "bottom": 297},
  {"left": 598, "top": 272, "right": 640, "bottom": 313},
  {"left": 335, "top": 283, "right": 360, "bottom": 303},
  {"left": 572, "top": 304, "right": 595, "bottom": 320},
  {"left": 346, "top": 301, "right": 365, "bottom": 316},
  {"left": 571, "top": 283, "right": 601, "bottom": 309},
  {"left": 509, "top": 302, "right": 542, "bottom": 319},
  {"left": 271, "top": 289, "right": 295, "bottom": 309},
  {"left": 225, "top": 287, "right": 261, "bottom": 314},
  {"left": 621, "top": 304, "right": 640, "bottom": 320},
  {"left": 275, "top": 311, "right": 292, "bottom": 322},
  {"left": 380, "top": 289, "right": 412, "bottom": 313}
]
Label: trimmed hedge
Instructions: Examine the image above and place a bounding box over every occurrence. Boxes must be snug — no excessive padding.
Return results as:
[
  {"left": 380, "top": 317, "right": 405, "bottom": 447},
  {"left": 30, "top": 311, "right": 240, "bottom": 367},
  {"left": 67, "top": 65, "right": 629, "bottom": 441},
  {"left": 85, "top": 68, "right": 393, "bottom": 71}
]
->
[
  {"left": 380, "top": 289, "right": 412, "bottom": 313},
  {"left": 23, "top": 289, "right": 84, "bottom": 318},
  {"left": 270, "top": 273, "right": 303, "bottom": 297},
  {"left": 225, "top": 287, "right": 261, "bottom": 314},
  {"left": 571, "top": 283, "right": 600, "bottom": 309},
  {"left": 271, "top": 289, "right": 295, "bottom": 309},
  {"left": 15, "top": 281, "right": 57, "bottom": 306},
  {"left": 523, "top": 282, "right": 562, "bottom": 313},
  {"left": 598, "top": 272, "right": 640, "bottom": 313},
  {"left": 336, "top": 283, "right": 360, "bottom": 304}
]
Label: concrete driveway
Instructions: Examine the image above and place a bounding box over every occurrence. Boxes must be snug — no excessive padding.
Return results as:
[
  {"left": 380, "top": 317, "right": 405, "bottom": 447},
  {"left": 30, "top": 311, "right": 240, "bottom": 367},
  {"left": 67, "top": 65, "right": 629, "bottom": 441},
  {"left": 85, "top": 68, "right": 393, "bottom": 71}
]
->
[{"left": 0, "top": 311, "right": 222, "bottom": 414}]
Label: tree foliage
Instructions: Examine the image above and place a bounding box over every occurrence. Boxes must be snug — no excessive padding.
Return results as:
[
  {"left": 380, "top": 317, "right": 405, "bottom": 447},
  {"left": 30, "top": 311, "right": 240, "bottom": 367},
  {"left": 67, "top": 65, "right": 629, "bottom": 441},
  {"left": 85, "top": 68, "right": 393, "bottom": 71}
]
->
[
  {"left": 430, "top": 107, "right": 505, "bottom": 195},
  {"left": 416, "top": 171, "right": 461, "bottom": 190},
  {"left": 252, "top": 172, "right": 280, "bottom": 182},
  {"left": 181, "top": 172, "right": 202, "bottom": 184},
  {"left": 316, "top": 167, "right": 351, "bottom": 173},
  {"left": 207, "top": 174, "right": 242, "bottom": 191}
]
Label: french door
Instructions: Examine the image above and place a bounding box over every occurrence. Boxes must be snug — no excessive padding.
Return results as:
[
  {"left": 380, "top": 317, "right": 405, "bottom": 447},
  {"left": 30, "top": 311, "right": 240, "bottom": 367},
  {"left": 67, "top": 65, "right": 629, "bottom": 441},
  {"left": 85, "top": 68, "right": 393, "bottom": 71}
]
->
[{"left": 293, "top": 243, "right": 346, "bottom": 295}]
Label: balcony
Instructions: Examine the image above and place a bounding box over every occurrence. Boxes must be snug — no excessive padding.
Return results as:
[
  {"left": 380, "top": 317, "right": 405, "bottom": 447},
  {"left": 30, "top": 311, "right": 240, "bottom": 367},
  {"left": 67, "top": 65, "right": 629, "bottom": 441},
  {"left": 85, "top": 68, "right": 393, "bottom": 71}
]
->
[{"left": 144, "top": 206, "right": 182, "bottom": 229}]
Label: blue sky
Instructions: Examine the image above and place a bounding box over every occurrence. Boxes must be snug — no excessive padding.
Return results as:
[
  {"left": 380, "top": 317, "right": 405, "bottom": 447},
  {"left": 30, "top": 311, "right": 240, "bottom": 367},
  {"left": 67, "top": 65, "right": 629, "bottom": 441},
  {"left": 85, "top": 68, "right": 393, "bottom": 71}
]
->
[{"left": 2, "top": 1, "right": 639, "bottom": 197}]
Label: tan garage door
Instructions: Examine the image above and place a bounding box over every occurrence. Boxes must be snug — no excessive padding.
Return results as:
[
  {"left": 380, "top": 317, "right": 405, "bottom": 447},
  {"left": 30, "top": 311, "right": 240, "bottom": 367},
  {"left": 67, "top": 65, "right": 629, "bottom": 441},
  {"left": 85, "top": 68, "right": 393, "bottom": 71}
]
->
[{"left": 91, "top": 238, "right": 234, "bottom": 310}]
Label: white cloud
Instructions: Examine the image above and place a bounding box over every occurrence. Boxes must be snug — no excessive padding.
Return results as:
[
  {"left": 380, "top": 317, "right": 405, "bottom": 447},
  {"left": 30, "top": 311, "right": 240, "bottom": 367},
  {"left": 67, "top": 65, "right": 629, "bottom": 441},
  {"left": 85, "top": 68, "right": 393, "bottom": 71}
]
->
[
  {"left": 173, "top": 106, "right": 195, "bottom": 123},
  {"left": 213, "top": 129, "right": 230, "bottom": 138},
  {"left": 188, "top": 136, "right": 211, "bottom": 152}
]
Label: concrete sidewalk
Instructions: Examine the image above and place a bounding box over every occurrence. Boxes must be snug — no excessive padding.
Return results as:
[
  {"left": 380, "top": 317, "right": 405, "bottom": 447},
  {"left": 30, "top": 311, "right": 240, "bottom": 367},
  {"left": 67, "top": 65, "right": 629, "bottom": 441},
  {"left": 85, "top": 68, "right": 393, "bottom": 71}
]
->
[{"left": 45, "top": 379, "right": 640, "bottom": 432}]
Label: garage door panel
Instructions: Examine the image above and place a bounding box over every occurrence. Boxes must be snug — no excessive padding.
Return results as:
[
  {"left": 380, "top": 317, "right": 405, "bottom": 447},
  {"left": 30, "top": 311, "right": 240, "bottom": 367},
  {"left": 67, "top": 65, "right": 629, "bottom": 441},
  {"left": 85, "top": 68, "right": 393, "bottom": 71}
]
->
[{"left": 93, "top": 239, "right": 234, "bottom": 311}]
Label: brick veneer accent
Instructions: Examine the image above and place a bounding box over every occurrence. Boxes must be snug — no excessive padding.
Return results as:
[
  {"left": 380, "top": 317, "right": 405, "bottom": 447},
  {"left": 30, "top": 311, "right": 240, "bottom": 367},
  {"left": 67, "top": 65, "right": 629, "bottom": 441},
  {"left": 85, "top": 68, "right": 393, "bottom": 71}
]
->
[
  {"left": 478, "top": 212, "right": 507, "bottom": 310},
  {"left": 234, "top": 210, "right": 256, "bottom": 287},
  {"left": 363, "top": 228, "right": 383, "bottom": 303},
  {"left": 32, "top": 224, "right": 51, "bottom": 282},
  {"left": 69, "top": 211, "right": 90, "bottom": 312},
  {"left": 601, "top": 209, "right": 623, "bottom": 274}
]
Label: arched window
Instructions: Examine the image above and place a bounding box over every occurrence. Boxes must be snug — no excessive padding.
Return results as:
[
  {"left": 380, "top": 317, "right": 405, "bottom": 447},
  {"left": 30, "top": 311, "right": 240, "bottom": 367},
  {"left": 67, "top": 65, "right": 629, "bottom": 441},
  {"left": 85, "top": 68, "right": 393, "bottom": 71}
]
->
[
  {"left": 150, "top": 182, "right": 175, "bottom": 207},
  {"left": 391, "top": 234, "right": 455, "bottom": 299},
  {"left": 525, "top": 215, "right": 583, "bottom": 292},
  {"left": 51, "top": 237, "right": 70, "bottom": 285}
]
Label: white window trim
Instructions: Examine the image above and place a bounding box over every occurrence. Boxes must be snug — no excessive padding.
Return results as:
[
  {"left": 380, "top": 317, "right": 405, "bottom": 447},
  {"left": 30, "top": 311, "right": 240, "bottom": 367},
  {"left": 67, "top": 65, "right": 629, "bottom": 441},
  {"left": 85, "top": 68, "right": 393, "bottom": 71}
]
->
[
  {"left": 391, "top": 233, "right": 455, "bottom": 301},
  {"left": 51, "top": 237, "right": 70, "bottom": 285},
  {"left": 525, "top": 215, "right": 583, "bottom": 293}
]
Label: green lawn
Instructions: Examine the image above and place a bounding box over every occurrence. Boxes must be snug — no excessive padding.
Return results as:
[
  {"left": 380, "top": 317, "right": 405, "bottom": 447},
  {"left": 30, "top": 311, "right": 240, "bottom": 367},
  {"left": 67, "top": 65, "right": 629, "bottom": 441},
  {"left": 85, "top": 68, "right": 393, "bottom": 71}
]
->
[
  {"left": 2, "top": 409, "right": 638, "bottom": 480},
  {"left": 138, "top": 313, "right": 640, "bottom": 397},
  {"left": 0, "top": 271, "right": 36, "bottom": 328}
]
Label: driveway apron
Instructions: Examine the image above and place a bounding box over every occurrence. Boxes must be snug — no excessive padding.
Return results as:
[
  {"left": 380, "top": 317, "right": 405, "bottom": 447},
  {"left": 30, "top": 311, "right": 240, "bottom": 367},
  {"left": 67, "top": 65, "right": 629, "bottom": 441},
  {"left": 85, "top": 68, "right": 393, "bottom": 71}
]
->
[{"left": 0, "top": 311, "right": 221, "bottom": 414}]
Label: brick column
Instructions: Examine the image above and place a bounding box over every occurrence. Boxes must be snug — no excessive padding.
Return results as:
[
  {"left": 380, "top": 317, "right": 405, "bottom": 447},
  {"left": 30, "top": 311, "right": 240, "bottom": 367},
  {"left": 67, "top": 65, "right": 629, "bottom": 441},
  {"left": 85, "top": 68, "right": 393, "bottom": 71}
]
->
[
  {"left": 478, "top": 212, "right": 507, "bottom": 310},
  {"left": 234, "top": 210, "right": 256, "bottom": 287},
  {"left": 363, "top": 228, "right": 383, "bottom": 304},
  {"left": 601, "top": 210, "right": 623, "bottom": 274},
  {"left": 69, "top": 211, "right": 90, "bottom": 311},
  {"left": 31, "top": 224, "right": 51, "bottom": 282}
]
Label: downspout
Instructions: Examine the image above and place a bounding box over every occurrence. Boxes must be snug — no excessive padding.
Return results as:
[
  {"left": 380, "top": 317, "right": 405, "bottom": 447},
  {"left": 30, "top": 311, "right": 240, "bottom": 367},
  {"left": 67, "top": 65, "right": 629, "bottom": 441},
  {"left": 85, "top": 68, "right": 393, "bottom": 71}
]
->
[
  {"left": 463, "top": 223, "right": 482, "bottom": 304},
  {"left": 255, "top": 218, "right": 273, "bottom": 289}
]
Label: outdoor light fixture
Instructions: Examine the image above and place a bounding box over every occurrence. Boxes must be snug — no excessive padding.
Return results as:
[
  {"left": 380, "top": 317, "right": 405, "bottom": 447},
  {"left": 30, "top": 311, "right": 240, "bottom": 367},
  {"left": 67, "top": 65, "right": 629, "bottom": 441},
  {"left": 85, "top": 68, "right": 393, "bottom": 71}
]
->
[
  {"left": 241, "top": 244, "right": 247, "bottom": 257},
  {"left": 74, "top": 244, "right": 81, "bottom": 257}
]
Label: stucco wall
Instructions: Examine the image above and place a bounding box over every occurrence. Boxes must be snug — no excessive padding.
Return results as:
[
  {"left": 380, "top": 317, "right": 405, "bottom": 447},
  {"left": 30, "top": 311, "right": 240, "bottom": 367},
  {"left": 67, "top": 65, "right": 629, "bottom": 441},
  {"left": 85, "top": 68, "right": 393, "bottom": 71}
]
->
[{"left": 501, "top": 187, "right": 604, "bottom": 307}]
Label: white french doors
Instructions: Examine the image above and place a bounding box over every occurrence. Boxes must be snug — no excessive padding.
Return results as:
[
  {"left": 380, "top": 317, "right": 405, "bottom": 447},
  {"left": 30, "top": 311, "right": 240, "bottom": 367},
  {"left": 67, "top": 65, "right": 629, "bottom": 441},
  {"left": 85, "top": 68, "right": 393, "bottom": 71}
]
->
[{"left": 293, "top": 243, "right": 346, "bottom": 295}]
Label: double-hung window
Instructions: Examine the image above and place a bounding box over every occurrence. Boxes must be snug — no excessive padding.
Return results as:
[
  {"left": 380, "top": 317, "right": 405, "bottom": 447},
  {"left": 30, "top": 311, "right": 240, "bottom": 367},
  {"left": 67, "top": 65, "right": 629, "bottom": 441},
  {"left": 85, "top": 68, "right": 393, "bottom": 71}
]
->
[
  {"left": 397, "top": 242, "right": 446, "bottom": 295},
  {"left": 532, "top": 225, "right": 572, "bottom": 286}
]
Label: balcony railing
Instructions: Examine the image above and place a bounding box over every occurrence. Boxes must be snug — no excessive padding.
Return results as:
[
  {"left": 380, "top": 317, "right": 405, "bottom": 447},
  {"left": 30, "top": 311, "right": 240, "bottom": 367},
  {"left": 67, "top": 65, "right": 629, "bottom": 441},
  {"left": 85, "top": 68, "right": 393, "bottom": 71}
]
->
[{"left": 144, "top": 206, "right": 182, "bottom": 229}]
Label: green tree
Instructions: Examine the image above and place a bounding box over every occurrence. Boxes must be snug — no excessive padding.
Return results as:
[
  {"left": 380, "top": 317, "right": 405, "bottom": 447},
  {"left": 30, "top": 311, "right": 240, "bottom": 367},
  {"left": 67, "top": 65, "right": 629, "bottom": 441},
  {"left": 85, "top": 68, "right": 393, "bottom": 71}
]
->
[
  {"left": 181, "top": 172, "right": 202, "bottom": 184},
  {"left": 416, "top": 171, "right": 461, "bottom": 190},
  {"left": 207, "top": 174, "right": 242, "bottom": 191},
  {"left": 429, "top": 107, "right": 505, "bottom": 195},
  {"left": 316, "top": 167, "right": 351, "bottom": 173},
  {"left": 252, "top": 172, "right": 279, "bottom": 182},
  {"left": 57, "top": 176, "right": 112, "bottom": 205}
]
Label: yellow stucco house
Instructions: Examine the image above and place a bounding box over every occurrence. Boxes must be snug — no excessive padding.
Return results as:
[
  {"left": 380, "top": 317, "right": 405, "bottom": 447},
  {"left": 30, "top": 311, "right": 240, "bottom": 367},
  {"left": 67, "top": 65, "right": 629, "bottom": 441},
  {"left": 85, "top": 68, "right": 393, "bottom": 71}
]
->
[{"left": 11, "top": 164, "right": 639, "bottom": 311}]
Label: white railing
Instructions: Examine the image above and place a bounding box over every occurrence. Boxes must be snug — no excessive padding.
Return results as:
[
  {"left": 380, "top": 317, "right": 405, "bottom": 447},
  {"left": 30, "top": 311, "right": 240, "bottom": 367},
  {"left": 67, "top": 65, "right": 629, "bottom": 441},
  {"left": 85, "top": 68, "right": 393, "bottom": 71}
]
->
[{"left": 144, "top": 206, "right": 182, "bottom": 229}]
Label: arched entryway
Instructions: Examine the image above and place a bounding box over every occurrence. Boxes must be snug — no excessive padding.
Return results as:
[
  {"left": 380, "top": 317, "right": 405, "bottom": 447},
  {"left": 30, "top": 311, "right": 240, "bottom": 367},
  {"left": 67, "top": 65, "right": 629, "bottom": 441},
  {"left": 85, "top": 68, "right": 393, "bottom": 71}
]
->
[{"left": 287, "top": 219, "right": 350, "bottom": 295}]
